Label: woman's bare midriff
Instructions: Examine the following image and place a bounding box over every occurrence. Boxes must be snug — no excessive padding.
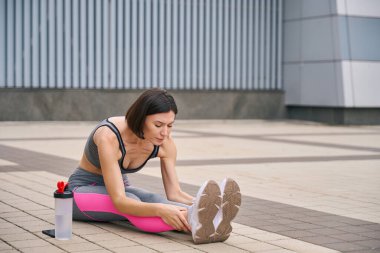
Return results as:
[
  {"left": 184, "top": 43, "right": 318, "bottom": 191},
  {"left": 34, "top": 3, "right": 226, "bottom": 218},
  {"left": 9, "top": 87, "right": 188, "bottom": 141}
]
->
[{"left": 79, "top": 154, "right": 103, "bottom": 176}]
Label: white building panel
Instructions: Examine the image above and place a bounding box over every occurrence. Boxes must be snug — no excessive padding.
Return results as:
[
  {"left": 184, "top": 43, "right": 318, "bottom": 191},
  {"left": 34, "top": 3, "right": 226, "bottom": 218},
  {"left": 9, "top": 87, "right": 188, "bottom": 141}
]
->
[
  {"left": 345, "top": 0, "right": 380, "bottom": 18},
  {"left": 351, "top": 61, "right": 380, "bottom": 107}
]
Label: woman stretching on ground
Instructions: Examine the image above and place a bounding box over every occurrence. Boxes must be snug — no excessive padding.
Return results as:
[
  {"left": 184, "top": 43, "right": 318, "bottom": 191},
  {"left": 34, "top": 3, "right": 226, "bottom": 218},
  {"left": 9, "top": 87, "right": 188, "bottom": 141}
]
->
[{"left": 68, "top": 88, "right": 241, "bottom": 244}]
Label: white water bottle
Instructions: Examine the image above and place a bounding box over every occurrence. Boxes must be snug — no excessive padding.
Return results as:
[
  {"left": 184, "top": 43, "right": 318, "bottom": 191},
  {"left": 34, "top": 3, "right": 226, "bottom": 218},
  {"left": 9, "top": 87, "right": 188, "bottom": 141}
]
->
[{"left": 54, "top": 182, "right": 73, "bottom": 240}]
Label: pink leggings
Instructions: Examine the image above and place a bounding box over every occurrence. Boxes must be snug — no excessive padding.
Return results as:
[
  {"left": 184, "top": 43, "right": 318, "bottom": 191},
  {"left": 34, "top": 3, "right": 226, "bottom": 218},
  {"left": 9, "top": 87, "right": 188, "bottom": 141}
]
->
[{"left": 73, "top": 191, "right": 174, "bottom": 233}]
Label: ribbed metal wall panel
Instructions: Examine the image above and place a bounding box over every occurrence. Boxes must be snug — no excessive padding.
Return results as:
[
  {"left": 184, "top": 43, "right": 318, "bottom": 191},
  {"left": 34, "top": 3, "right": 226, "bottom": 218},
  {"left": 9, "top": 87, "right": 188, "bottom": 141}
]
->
[{"left": 0, "top": 0, "right": 282, "bottom": 90}]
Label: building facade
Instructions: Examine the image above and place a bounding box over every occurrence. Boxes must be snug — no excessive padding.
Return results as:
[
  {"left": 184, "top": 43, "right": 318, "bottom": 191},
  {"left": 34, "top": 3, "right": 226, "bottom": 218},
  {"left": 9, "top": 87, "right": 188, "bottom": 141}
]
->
[
  {"left": 0, "top": 0, "right": 379, "bottom": 123},
  {"left": 283, "top": 0, "right": 380, "bottom": 124}
]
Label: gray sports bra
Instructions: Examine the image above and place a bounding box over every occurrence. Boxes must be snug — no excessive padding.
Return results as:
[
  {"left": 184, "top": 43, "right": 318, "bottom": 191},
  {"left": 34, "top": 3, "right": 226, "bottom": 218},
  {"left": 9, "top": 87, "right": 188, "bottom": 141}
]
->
[{"left": 84, "top": 118, "right": 159, "bottom": 174}]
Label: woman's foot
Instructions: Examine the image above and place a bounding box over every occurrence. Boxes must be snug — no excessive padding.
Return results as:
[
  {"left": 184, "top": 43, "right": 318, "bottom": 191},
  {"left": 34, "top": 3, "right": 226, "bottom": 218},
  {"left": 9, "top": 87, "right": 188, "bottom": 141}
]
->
[
  {"left": 188, "top": 180, "right": 222, "bottom": 244},
  {"left": 213, "top": 178, "right": 242, "bottom": 242}
]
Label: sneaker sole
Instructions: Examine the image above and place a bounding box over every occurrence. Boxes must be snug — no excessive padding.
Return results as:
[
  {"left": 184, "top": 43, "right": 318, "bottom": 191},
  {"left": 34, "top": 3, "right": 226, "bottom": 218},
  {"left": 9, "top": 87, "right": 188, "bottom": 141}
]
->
[
  {"left": 193, "top": 180, "right": 222, "bottom": 244},
  {"left": 214, "top": 178, "right": 241, "bottom": 242}
]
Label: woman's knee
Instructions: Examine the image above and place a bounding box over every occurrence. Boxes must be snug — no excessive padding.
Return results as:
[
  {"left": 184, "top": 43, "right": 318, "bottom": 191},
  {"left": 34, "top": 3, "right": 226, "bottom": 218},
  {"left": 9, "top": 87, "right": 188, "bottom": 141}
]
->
[
  {"left": 125, "top": 192, "right": 141, "bottom": 201},
  {"left": 138, "top": 192, "right": 168, "bottom": 203},
  {"left": 126, "top": 187, "right": 166, "bottom": 203},
  {"left": 146, "top": 192, "right": 166, "bottom": 203}
]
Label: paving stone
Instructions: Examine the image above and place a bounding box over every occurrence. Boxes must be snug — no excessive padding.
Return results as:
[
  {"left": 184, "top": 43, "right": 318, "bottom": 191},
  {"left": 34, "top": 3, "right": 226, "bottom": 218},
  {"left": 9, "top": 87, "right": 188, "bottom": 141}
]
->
[
  {"left": 287, "top": 222, "right": 324, "bottom": 230},
  {"left": 12, "top": 220, "right": 51, "bottom": 227},
  {"left": 233, "top": 241, "right": 281, "bottom": 252},
  {"left": 45, "top": 235, "right": 88, "bottom": 245},
  {"left": 277, "top": 230, "right": 318, "bottom": 239},
  {"left": 359, "top": 224, "right": 380, "bottom": 231},
  {"left": 161, "top": 231, "right": 194, "bottom": 241},
  {"left": 72, "top": 221, "right": 102, "bottom": 229},
  {"left": 77, "top": 250, "right": 113, "bottom": 253},
  {"left": 317, "top": 221, "right": 355, "bottom": 228},
  {"left": 297, "top": 235, "right": 344, "bottom": 245},
  {"left": 73, "top": 226, "right": 108, "bottom": 235},
  {"left": 95, "top": 238, "right": 138, "bottom": 248},
  {"left": 273, "top": 239, "right": 340, "bottom": 253},
  {"left": 225, "top": 235, "right": 259, "bottom": 245},
  {"left": 8, "top": 239, "right": 50, "bottom": 248},
  {"left": 25, "top": 224, "right": 55, "bottom": 233},
  {"left": 3, "top": 199, "right": 31, "bottom": 205},
  {"left": 258, "top": 225, "right": 295, "bottom": 233},
  {"left": 12, "top": 203, "right": 48, "bottom": 212},
  {"left": 231, "top": 227, "right": 267, "bottom": 235},
  {"left": 0, "top": 211, "right": 28, "bottom": 218},
  {"left": 0, "top": 221, "right": 17, "bottom": 229},
  {"left": 263, "top": 249, "right": 297, "bottom": 253},
  {"left": 131, "top": 234, "right": 174, "bottom": 245},
  {"left": 112, "top": 245, "right": 158, "bottom": 253},
  {"left": 0, "top": 204, "right": 18, "bottom": 213},
  {"left": 0, "top": 227, "right": 26, "bottom": 235},
  {"left": 242, "top": 220, "right": 277, "bottom": 227},
  {"left": 168, "top": 249, "right": 204, "bottom": 253},
  {"left": 344, "top": 251, "right": 380, "bottom": 253},
  {"left": 27, "top": 209, "right": 54, "bottom": 216},
  {"left": 110, "top": 229, "right": 149, "bottom": 239},
  {"left": 19, "top": 245, "right": 65, "bottom": 253},
  {"left": 193, "top": 242, "right": 249, "bottom": 252},
  {"left": 0, "top": 232, "right": 39, "bottom": 242},
  {"left": 0, "top": 241, "right": 13, "bottom": 250},
  {"left": 330, "top": 233, "right": 371, "bottom": 242},
  {"left": 246, "top": 232, "right": 290, "bottom": 242},
  {"left": 82, "top": 232, "right": 123, "bottom": 242},
  {"left": 58, "top": 242, "right": 104, "bottom": 252},
  {"left": 308, "top": 228, "right": 347, "bottom": 236},
  {"left": 4, "top": 215, "right": 41, "bottom": 223},
  {"left": 336, "top": 225, "right": 375, "bottom": 233},
  {"left": 324, "top": 242, "right": 372, "bottom": 251},
  {"left": 35, "top": 214, "right": 54, "bottom": 223},
  {"left": 271, "top": 219, "right": 304, "bottom": 226},
  {"left": 355, "top": 231, "right": 380, "bottom": 240},
  {"left": 354, "top": 239, "right": 380, "bottom": 249},
  {"left": 147, "top": 242, "right": 195, "bottom": 252},
  {"left": 338, "top": 218, "right": 376, "bottom": 226}
]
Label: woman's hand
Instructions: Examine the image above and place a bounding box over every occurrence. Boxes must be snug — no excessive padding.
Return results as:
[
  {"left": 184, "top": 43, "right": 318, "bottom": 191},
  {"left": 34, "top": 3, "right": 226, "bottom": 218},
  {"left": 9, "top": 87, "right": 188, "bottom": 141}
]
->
[{"left": 157, "top": 204, "right": 191, "bottom": 232}]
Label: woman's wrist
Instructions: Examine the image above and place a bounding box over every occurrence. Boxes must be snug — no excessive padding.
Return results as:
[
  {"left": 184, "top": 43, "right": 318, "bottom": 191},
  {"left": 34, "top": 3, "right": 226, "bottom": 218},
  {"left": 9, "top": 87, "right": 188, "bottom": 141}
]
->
[{"left": 154, "top": 203, "right": 165, "bottom": 217}]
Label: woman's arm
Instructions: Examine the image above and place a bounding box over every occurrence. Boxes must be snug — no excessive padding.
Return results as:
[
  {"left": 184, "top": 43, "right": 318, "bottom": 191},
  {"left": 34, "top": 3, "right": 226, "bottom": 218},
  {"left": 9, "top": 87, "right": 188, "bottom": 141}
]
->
[
  {"left": 160, "top": 138, "right": 194, "bottom": 205},
  {"left": 96, "top": 127, "right": 190, "bottom": 231}
]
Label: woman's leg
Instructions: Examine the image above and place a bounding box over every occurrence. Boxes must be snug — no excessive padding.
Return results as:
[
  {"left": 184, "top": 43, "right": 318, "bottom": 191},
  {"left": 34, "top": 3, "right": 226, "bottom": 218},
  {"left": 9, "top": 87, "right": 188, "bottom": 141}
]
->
[
  {"left": 72, "top": 185, "right": 140, "bottom": 221},
  {"left": 125, "top": 186, "right": 189, "bottom": 208},
  {"left": 72, "top": 185, "right": 175, "bottom": 232}
]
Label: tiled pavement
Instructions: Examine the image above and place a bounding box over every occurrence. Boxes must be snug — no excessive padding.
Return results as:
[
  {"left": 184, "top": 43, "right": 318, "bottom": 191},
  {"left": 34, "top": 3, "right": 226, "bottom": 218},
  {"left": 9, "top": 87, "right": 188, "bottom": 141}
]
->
[{"left": 0, "top": 120, "right": 379, "bottom": 253}]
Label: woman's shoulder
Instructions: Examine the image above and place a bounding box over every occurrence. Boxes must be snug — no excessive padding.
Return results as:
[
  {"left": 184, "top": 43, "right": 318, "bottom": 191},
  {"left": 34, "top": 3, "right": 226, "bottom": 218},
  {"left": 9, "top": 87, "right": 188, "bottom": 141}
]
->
[
  {"left": 93, "top": 121, "right": 121, "bottom": 146},
  {"left": 106, "top": 116, "right": 125, "bottom": 124},
  {"left": 157, "top": 136, "right": 176, "bottom": 158}
]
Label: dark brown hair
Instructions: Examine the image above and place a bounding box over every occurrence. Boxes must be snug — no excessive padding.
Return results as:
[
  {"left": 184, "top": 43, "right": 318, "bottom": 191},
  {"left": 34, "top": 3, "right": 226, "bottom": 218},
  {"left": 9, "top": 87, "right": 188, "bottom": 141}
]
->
[{"left": 125, "top": 88, "right": 178, "bottom": 139}]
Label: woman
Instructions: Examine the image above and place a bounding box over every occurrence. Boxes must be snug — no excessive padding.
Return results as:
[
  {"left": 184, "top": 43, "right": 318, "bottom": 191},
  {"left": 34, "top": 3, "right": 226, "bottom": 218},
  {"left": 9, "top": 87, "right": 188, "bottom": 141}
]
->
[{"left": 68, "top": 88, "right": 241, "bottom": 244}]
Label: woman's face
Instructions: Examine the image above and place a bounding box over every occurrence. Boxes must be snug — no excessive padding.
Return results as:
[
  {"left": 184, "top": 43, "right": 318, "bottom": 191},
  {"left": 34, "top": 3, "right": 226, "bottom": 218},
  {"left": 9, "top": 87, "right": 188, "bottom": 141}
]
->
[{"left": 143, "top": 111, "right": 176, "bottom": 145}]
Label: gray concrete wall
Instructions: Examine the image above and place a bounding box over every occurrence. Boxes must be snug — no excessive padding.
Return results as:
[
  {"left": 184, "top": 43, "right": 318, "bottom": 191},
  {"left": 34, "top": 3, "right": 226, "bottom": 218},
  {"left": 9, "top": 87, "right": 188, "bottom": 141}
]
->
[
  {"left": 0, "top": 89, "right": 285, "bottom": 121},
  {"left": 287, "top": 106, "right": 380, "bottom": 125}
]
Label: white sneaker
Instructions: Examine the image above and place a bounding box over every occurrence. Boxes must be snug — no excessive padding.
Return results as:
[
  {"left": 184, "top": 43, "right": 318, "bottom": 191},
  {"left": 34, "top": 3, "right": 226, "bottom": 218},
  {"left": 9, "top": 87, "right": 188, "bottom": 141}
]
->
[
  {"left": 213, "top": 178, "right": 241, "bottom": 242},
  {"left": 188, "top": 180, "right": 221, "bottom": 244}
]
